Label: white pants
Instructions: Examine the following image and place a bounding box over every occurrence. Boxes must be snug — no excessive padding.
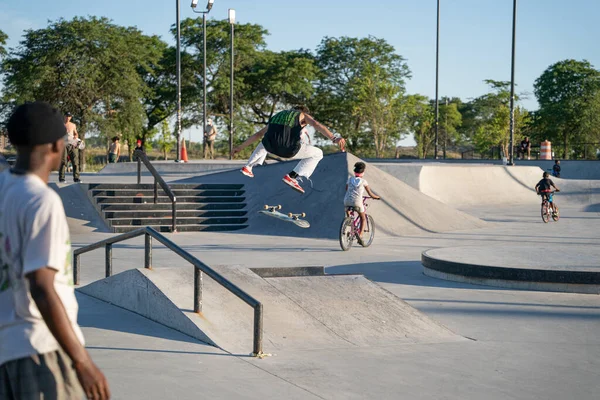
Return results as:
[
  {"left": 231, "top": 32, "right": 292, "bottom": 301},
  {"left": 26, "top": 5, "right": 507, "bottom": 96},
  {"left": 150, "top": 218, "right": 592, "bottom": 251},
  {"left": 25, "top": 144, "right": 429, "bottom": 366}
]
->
[{"left": 246, "top": 142, "right": 323, "bottom": 178}]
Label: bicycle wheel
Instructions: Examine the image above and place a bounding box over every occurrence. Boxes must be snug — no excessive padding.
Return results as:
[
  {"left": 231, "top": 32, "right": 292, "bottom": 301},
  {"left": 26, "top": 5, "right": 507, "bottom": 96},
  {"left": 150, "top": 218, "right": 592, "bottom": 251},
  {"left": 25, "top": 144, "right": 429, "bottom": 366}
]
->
[
  {"left": 339, "top": 217, "right": 354, "bottom": 251},
  {"left": 552, "top": 204, "right": 560, "bottom": 221},
  {"left": 361, "top": 215, "right": 376, "bottom": 247},
  {"left": 541, "top": 202, "right": 549, "bottom": 223}
]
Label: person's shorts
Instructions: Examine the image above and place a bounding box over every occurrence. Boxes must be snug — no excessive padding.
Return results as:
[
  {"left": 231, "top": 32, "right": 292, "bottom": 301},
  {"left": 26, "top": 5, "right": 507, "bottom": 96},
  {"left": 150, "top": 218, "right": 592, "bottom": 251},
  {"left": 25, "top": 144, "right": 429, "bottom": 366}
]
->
[
  {"left": 108, "top": 153, "right": 118, "bottom": 163},
  {"left": 344, "top": 201, "right": 365, "bottom": 213},
  {"left": 0, "top": 349, "right": 84, "bottom": 400}
]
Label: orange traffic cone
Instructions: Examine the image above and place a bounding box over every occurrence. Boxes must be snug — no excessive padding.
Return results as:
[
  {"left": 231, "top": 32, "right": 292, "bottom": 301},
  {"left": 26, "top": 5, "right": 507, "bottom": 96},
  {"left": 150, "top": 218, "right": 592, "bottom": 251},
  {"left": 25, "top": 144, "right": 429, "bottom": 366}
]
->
[{"left": 180, "top": 138, "right": 189, "bottom": 162}]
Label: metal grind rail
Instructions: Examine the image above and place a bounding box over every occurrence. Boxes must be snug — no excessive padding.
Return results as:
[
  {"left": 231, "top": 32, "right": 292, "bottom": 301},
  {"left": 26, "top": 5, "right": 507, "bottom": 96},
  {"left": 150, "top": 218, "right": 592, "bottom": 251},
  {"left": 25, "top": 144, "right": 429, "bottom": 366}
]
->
[
  {"left": 73, "top": 227, "right": 264, "bottom": 356},
  {"left": 134, "top": 149, "right": 177, "bottom": 232}
]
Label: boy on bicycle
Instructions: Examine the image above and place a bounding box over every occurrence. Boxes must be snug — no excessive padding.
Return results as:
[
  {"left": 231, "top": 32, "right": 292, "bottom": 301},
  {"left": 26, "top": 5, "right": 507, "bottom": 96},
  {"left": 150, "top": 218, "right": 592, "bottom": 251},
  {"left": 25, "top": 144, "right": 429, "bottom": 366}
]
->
[
  {"left": 344, "top": 162, "right": 380, "bottom": 244},
  {"left": 535, "top": 172, "right": 560, "bottom": 214}
]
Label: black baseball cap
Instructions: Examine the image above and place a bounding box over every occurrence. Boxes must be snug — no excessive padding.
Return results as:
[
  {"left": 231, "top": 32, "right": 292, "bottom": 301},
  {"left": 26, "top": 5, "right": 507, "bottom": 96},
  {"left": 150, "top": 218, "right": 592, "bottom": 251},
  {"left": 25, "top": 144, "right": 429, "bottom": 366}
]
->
[{"left": 7, "top": 102, "right": 67, "bottom": 146}]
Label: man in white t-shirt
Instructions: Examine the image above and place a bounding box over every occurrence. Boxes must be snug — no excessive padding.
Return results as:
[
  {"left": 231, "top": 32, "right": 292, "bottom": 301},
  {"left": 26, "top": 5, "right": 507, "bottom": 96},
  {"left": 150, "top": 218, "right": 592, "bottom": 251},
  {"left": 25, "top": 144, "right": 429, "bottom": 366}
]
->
[
  {"left": 343, "top": 161, "right": 380, "bottom": 244},
  {"left": 0, "top": 102, "right": 110, "bottom": 400}
]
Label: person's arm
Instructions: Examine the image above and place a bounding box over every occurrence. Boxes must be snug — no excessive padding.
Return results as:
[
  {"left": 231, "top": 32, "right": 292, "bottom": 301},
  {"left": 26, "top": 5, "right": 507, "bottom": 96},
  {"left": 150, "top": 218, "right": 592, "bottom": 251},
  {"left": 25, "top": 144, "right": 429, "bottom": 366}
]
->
[
  {"left": 233, "top": 126, "right": 268, "bottom": 155},
  {"left": 73, "top": 125, "right": 78, "bottom": 139},
  {"left": 116, "top": 143, "right": 121, "bottom": 158},
  {"left": 365, "top": 185, "right": 380, "bottom": 200},
  {"left": 28, "top": 269, "right": 110, "bottom": 400},
  {"left": 303, "top": 114, "right": 346, "bottom": 151}
]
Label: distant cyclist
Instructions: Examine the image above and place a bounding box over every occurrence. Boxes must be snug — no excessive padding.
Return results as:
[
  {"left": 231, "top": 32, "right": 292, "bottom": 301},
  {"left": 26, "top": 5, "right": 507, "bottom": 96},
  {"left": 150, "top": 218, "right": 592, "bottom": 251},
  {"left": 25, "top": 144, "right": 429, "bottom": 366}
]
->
[
  {"left": 552, "top": 159, "right": 561, "bottom": 178},
  {"left": 535, "top": 172, "right": 560, "bottom": 213}
]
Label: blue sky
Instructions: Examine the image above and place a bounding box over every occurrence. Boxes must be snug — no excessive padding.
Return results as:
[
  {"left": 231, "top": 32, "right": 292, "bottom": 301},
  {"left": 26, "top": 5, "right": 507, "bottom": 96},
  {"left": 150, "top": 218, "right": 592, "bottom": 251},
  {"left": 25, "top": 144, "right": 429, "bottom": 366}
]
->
[{"left": 1, "top": 0, "right": 599, "bottom": 143}]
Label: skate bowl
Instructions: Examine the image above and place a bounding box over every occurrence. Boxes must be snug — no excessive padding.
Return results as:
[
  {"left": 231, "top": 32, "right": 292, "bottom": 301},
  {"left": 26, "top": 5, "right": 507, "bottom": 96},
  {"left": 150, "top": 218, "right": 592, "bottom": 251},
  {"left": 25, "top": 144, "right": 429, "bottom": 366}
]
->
[
  {"left": 175, "top": 152, "right": 487, "bottom": 239},
  {"left": 372, "top": 163, "right": 600, "bottom": 209},
  {"left": 78, "top": 265, "right": 464, "bottom": 355}
]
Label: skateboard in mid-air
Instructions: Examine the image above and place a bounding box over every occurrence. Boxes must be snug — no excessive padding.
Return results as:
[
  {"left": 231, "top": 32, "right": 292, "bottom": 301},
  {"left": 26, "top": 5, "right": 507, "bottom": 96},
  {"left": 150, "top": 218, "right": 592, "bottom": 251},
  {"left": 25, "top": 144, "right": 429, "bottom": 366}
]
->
[{"left": 258, "top": 205, "right": 310, "bottom": 228}]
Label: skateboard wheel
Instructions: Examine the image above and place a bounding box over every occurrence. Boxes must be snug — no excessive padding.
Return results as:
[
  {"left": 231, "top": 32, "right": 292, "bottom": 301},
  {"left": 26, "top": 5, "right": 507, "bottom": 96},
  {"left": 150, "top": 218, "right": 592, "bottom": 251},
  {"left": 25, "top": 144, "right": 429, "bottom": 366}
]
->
[
  {"left": 288, "top": 213, "right": 293, "bottom": 217},
  {"left": 263, "top": 205, "right": 269, "bottom": 210},
  {"left": 277, "top": 205, "right": 282, "bottom": 210},
  {"left": 301, "top": 213, "right": 306, "bottom": 218}
]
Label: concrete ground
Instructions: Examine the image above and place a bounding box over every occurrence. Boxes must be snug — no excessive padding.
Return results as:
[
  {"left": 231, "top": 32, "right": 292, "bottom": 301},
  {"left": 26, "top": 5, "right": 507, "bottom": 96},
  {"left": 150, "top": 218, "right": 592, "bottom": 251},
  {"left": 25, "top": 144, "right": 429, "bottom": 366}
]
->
[
  {"left": 50, "top": 158, "right": 600, "bottom": 399},
  {"left": 74, "top": 203, "right": 600, "bottom": 399}
]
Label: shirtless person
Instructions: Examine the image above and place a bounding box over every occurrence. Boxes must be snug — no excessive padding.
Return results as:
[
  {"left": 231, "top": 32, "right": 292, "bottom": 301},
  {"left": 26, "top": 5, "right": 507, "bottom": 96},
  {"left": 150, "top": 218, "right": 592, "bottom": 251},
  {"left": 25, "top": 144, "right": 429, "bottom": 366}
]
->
[
  {"left": 59, "top": 112, "right": 81, "bottom": 183},
  {"left": 234, "top": 106, "right": 346, "bottom": 194}
]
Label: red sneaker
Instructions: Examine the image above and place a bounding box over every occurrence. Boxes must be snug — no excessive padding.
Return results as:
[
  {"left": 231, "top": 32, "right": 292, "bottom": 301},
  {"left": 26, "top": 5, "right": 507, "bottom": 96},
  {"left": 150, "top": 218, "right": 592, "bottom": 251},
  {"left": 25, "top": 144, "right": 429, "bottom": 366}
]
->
[
  {"left": 282, "top": 174, "right": 305, "bottom": 194},
  {"left": 240, "top": 166, "right": 254, "bottom": 178}
]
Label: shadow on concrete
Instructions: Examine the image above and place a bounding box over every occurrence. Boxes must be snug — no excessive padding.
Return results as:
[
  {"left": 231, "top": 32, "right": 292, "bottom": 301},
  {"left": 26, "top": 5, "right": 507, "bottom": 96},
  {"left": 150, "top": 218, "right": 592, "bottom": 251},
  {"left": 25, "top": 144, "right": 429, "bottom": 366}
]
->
[
  {"left": 404, "top": 300, "right": 600, "bottom": 320},
  {"left": 76, "top": 292, "right": 211, "bottom": 346},
  {"left": 402, "top": 298, "right": 600, "bottom": 311},
  {"left": 85, "top": 346, "right": 233, "bottom": 357},
  {"left": 326, "top": 261, "right": 506, "bottom": 291},
  {"left": 584, "top": 203, "right": 600, "bottom": 212}
]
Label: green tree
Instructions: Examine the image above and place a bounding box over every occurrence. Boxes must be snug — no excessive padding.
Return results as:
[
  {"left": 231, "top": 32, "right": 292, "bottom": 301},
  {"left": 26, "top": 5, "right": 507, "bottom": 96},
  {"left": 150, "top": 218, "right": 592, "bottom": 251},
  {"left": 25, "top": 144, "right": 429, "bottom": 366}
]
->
[
  {"left": 178, "top": 19, "right": 267, "bottom": 129},
  {"left": 313, "top": 36, "right": 411, "bottom": 156},
  {"left": 0, "top": 30, "right": 7, "bottom": 59},
  {"left": 154, "top": 120, "right": 176, "bottom": 160},
  {"left": 467, "top": 80, "right": 530, "bottom": 157},
  {"left": 1, "top": 17, "right": 163, "bottom": 143},
  {"left": 407, "top": 95, "right": 434, "bottom": 159},
  {"left": 240, "top": 49, "right": 317, "bottom": 125},
  {"left": 534, "top": 59, "right": 600, "bottom": 159},
  {"left": 439, "top": 98, "right": 463, "bottom": 156}
]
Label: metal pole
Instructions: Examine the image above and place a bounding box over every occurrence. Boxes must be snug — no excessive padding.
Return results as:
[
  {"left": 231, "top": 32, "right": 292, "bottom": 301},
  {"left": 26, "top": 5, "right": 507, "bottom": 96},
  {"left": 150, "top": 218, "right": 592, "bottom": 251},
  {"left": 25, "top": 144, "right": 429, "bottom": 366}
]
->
[
  {"left": 434, "top": 0, "right": 440, "bottom": 160},
  {"left": 73, "top": 254, "right": 80, "bottom": 285},
  {"left": 203, "top": 12, "right": 208, "bottom": 161},
  {"left": 508, "top": 0, "right": 517, "bottom": 166},
  {"left": 253, "top": 303, "right": 263, "bottom": 356},
  {"left": 229, "top": 21, "right": 234, "bottom": 160},
  {"left": 144, "top": 233, "right": 152, "bottom": 269},
  {"left": 105, "top": 244, "right": 112, "bottom": 278},
  {"left": 176, "top": 0, "right": 182, "bottom": 162},
  {"left": 137, "top": 155, "right": 141, "bottom": 184},
  {"left": 193, "top": 268, "right": 203, "bottom": 313}
]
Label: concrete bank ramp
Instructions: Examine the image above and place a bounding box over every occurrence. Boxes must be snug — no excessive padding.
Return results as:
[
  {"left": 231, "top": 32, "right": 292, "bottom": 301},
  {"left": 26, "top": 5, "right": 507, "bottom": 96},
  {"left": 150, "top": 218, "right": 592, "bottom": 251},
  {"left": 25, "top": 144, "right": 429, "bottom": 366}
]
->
[
  {"left": 374, "top": 163, "right": 600, "bottom": 209},
  {"left": 79, "top": 266, "right": 462, "bottom": 355},
  {"left": 176, "top": 152, "right": 486, "bottom": 238}
]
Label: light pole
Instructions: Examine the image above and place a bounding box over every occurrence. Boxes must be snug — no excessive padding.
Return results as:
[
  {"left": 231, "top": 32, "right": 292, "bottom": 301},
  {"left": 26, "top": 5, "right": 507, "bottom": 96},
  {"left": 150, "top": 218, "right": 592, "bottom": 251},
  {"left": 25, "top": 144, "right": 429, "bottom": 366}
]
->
[
  {"left": 175, "top": 0, "right": 182, "bottom": 162},
  {"left": 191, "top": 0, "right": 214, "bottom": 159},
  {"left": 508, "top": 0, "right": 517, "bottom": 166},
  {"left": 434, "top": 0, "right": 440, "bottom": 160},
  {"left": 228, "top": 9, "right": 235, "bottom": 160}
]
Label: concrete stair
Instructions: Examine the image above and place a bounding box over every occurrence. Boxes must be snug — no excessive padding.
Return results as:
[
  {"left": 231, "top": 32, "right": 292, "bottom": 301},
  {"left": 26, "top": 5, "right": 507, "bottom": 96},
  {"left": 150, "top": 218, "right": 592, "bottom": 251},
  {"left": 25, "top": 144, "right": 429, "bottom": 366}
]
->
[{"left": 88, "top": 183, "right": 248, "bottom": 233}]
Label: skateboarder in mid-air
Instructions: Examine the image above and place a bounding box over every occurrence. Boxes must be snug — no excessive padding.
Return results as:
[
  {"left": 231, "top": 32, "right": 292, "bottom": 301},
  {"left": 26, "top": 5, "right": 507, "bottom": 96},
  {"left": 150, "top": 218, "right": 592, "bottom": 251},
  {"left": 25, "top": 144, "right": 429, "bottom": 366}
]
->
[{"left": 233, "top": 106, "right": 346, "bottom": 194}]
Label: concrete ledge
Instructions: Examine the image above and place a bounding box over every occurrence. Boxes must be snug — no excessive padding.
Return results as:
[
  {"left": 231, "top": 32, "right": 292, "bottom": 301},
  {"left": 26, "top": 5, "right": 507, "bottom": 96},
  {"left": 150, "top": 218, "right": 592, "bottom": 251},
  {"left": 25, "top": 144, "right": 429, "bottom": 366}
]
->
[
  {"left": 422, "top": 246, "right": 600, "bottom": 294},
  {"left": 250, "top": 266, "right": 324, "bottom": 278},
  {"left": 423, "top": 267, "right": 600, "bottom": 295}
]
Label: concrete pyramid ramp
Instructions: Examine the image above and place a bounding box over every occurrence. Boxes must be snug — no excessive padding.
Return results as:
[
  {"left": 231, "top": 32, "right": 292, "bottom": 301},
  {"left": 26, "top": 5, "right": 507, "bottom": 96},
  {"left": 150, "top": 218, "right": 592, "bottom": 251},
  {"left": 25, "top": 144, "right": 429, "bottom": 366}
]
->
[
  {"left": 177, "top": 152, "right": 486, "bottom": 238},
  {"left": 79, "top": 266, "right": 462, "bottom": 355}
]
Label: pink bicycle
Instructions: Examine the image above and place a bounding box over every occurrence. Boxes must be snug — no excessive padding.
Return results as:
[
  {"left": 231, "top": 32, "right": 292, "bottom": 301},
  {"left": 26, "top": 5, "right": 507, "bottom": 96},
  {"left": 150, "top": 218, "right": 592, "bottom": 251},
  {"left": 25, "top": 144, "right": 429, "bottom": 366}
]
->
[{"left": 339, "top": 197, "right": 377, "bottom": 251}]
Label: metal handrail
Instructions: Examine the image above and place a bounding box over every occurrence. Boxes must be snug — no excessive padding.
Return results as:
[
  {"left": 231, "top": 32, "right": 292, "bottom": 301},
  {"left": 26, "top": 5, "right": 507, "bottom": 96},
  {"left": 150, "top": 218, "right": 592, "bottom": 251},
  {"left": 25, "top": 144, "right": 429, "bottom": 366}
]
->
[
  {"left": 72, "top": 227, "right": 263, "bottom": 356},
  {"left": 134, "top": 149, "right": 177, "bottom": 232}
]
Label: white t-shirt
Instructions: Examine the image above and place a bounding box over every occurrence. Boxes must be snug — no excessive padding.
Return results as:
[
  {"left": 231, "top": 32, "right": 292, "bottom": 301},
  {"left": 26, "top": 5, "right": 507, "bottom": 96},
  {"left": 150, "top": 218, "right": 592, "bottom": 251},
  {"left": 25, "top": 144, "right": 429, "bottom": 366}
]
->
[
  {"left": 0, "top": 170, "right": 84, "bottom": 365},
  {"left": 344, "top": 176, "right": 368, "bottom": 205}
]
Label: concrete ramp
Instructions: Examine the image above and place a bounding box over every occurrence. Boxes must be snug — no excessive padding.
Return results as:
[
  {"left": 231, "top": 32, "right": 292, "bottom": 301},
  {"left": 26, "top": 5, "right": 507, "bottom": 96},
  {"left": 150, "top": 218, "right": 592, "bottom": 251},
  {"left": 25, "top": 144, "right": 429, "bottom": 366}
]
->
[
  {"left": 375, "top": 163, "right": 600, "bottom": 209},
  {"left": 79, "top": 266, "right": 462, "bottom": 355},
  {"left": 176, "top": 153, "right": 486, "bottom": 238}
]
